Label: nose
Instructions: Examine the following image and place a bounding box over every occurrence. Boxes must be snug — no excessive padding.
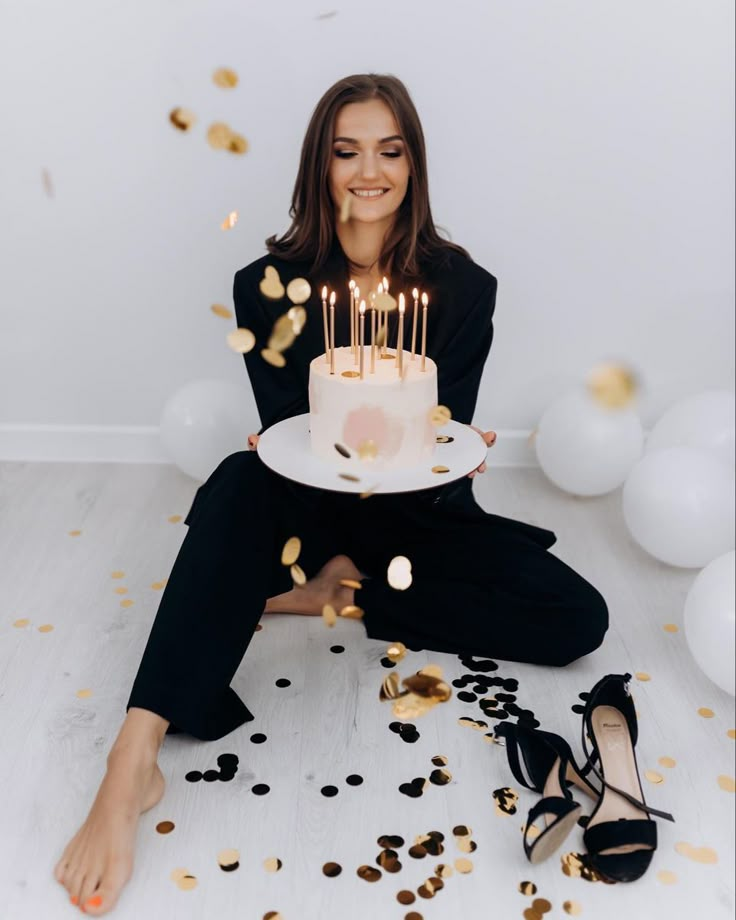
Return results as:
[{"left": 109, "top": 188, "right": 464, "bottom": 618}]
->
[{"left": 357, "top": 152, "right": 380, "bottom": 180}]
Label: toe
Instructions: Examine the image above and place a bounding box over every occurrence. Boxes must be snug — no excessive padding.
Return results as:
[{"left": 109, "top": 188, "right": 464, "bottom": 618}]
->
[
  {"left": 79, "top": 870, "right": 103, "bottom": 911},
  {"left": 83, "top": 874, "right": 126, "bottom": 916}
]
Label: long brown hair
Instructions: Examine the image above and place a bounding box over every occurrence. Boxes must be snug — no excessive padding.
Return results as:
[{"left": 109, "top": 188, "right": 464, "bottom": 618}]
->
[{"left": 265, "top": 73, "right": 470, "bottom": 282}]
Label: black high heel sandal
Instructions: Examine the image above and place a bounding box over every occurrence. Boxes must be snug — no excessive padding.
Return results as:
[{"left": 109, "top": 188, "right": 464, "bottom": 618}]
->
[
  {"left": 494, "top": 721, "right": 600, "bottom": 864},
  {"left": 579, "top": 672, "right": 675, "bottom": 882}
]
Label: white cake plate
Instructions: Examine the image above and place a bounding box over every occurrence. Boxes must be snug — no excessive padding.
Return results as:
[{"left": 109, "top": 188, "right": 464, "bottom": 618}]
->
[{"left": 257, "top": 414, "right": 488, "bottom": 494}]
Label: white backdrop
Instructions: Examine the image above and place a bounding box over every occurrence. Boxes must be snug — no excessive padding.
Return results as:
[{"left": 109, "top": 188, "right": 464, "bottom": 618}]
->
[{"left": 0, "top": 0, "right": 733, "bottom": 461}]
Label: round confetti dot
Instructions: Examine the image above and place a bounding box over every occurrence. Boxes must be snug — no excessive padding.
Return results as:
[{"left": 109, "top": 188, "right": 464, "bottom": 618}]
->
[
  {"left": 176, "top": 874, "right": 197, "bottom": 890},
  {"left": 405, "top": 912, "right": 423, "bottom": 920},
  {"left": 635, "top": 672, "right": 650, "bottom": 681},
  {"left": 397, "top": 891, "right": 416, "bottom": 905},
  {"left": 345, "top": 774, "right": 363, "bottom": 786},
  {"left": 563, "top": 901, "right": 583, "bottom": 915},
  {"left": 330, "top": 645, "right": 345, "bottom": 653},
  {"left": 263, "top": 857, "right": 282, "bottom": 872},
  {"left": 75, "top": 689, "right": 93, "bottom": 699},
  {"left": 252, "top": 784, "right": 270, "bottom": 795},
  {"left": 657, "top": 870, "right": 678, "bottom": 884},
  {"left": 663, "top": 623, "right": 679, "bottom": 632},
  {"left": 120, "top": 599, "right": 135, "bottom": 608},
  {"left": 151, "top": 581, "right": 166, "bottom": 590},
  {"left": 156, "top": 821, "right": 175, "bottom": 834},
  {"left": 457, "top": 691, "right": 478, "bottom": 703},
  {"left": 250, "top": 733, "right": 267, "bottom": 744},
  {"left": 698, "top": 707, "right": 715, "bottom": 718},
  {"left": 114, "top": 586, "right": 128, "bottom": 595},
  {"left": 659, "top": 756, "right": 676, "bottom": 768},
  {"left": 217, "top": 848, "right": 240, "bottom": 871},
  {"left": 728, "top": 729, "right": 736, "bottom": 740},
  {"left": 38, "top": 624, "right": 54, "bottom": 633},
  {"left": 13, "top": 619, "right": 30, "bottom": 628},
  {"left": 321, "top": 785, "right": 339, "bottom": 797},
  {"left": 185, "top": 771, "right": 202, "bottom": 782},
  {"left": 275, "top": 678, "right": 291, "bottom": 688},
  {"left": 322, "top": 862, "right": 342, "bottom": 877},
  {"left": 68, "top": 530, "right": 82, "bottom": 537},
  {"left": 255, "top": 624, "right": 263, "bottom": 631},
  {"left": 263, "top": 913, "right": 282, "bottom": 920},
  {"left": 717, "top": 775, "right": 735, "bottom": 792},
  {"left": 111, "top": 571, "right": 125, "bottom": 579},
  {"left": 168, "top": 515, "right": 183, "bottom": 523},
  {"left": 203, "top": 769, "right": 220, "bottom": 782},
  {"left": 519, "top": 880, "right": 537, "bottom": 895},
  {"left": 380, "top": 656, "right": 396, "bottom": 667},
  {"left": 645, "top": 770, "right": 664, "bottom": 784},
  {"left": 356, "top": 865, "right": 382, "bottom": 882},
  {"left": 454, "top": 858, "right": 473, "bottom": 873},
  {"left": 532, "top": 898, "right": 553, "bottom": 913}
]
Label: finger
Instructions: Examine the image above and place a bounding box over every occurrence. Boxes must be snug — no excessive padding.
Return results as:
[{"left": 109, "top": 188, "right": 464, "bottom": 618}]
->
[{"left": 478, "top": 462, "right": 487, "bottom": 473}]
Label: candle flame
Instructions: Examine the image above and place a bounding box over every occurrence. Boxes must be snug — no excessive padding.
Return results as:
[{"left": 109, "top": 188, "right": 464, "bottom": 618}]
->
[
  {"left": 382, "top": 276, "right": 389, "bottom": 291},
  {"left": 329, "top": 291, "right": 336, "bottom": 305},
  {"left": 354, "top": 285, "right": 360, "bottom": 299},
  {"left": 421, "top": 292, "right": 429, "bottom": 306},
  {"left": 377, "top": 282, "right": 383, "bottom": 295},
  {"left": 412, "top": 287, "right": 419, "bottom": 299},
  {"left": 398, "top": 292, "right": 405, "bottom": 313},
  {"left": 321, "top": 285, "right": 327, "bottom": 300},
  {"left": 349, "top": 279, "right": 355, "bottom": 290},
  {"left": 359, "top": 300, "right": 366, "bottom": 315}
]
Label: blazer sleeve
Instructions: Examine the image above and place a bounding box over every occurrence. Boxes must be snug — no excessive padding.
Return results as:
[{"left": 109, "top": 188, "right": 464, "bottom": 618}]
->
[
  {"left": 233, "top": 268, "right": 309, "bottom": 435},
  {"left": 435, "top": 276, "right": 497, "bottom": 425}
]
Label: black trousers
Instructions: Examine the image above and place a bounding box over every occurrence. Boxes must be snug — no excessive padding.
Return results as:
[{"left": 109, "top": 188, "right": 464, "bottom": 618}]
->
[{"left": 126, "top": 451, "right": 609, "bottom": 740}]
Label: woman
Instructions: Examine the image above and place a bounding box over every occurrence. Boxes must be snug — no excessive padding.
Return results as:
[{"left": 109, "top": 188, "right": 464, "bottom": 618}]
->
[{"left": 53, "top": 73, "right": 609, "bottom": 916}]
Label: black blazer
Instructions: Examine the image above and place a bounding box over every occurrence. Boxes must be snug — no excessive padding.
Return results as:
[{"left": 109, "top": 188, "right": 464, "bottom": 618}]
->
[{"left": 232, "top": 237, "right": 556, "bottom": 549}]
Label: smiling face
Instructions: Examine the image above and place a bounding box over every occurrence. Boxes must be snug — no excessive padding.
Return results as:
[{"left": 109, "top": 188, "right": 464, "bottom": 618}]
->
[{"left": 328, "top": 98, "right": 411, "bottom": 227}]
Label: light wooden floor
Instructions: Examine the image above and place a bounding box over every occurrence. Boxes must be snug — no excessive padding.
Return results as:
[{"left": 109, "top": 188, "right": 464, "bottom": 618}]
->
[{"left": 0, "top": 459, "right": 733, "bottom": 920}]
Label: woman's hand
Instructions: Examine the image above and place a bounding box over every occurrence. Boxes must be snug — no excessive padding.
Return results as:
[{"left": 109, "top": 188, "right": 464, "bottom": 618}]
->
[
  {"left": 247, "top": 433, "right": 260, "bottom": 451},
  {"left": 467, "top": 425, "right": 497, "bottom": 478}
]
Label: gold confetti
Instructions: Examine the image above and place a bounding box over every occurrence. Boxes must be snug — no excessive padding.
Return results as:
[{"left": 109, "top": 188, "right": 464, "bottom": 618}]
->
[
  {"left": 156, "top": 821, "right": 175, "bottom": 834},
  {"left": 356, "top": 865, "right": 382, "bottom": 882},
  {"left": 373, "top": 292, "right": 397, "bottom": 313},
  {"left": 519, "top": 881, "right": 537, "bottom": 895},
  {"left": 563, "top": 901, "right": 583, "bottom": 915},
  {"left": 263, "top": 914, "right": 282, "bottom": 920},
  {"left": 211, "top": 303, "right": 233, "bottom": 319},
  {"left": 339, "top": 605, "right": 364, "bottom": 620},
  {"left": 287, "top": 305, "right": 307, "bottom": 335},
  {"left": 728, "top": 729, "right": 736, "bottom": 740},
  {"left": 663, "top": 623, "right": 679, "bottom": 633},
  {"left": 431, "top": 755, "right": 448, "bottom": 766},
  {"left": 397, "top": 890, "right": 416, "bottom": 904},
  {"left": 387, "top": 556, "right": 412, "bottom": 591},
  {"left": 645, "top": 770, "right": 664, "bottom": 784},
  {"left": 379, "top": 672, "right": 402, "bottom": 701},
  {"left": 392, "top": 693, "right": 434, "bottom": 720},
  {"left": 419, "top": 665, "right": 444, "bottom": 679},
  {"left": 403, "top": 671, "right": 451, "bottom": 702},
  {"left": 169, "top": 107, "right": 196, "bottom": 131},
  {"left": 494, "top": 786, "right": 519, "bottom": 816},
  {"left": 75, "top": 689, "right": 93, "bottom": 698},
  {"left": 587, "top": 362, "right": 639, "bottom": 408},
  {"left": 675, "top": 841, "right": 718, "bottom": 864},
  {"left": 151, "top": 581, "right": 166, "bottom": 590},
  {"left": 386, "top": 641, "right": 407, "bottom": 662},
  {"left": 635, "top": 671, "right": 651, "bottom": 681},
  {"left": 38, "top": 624, "right": 54, "bottom": 633},
  {"left": 436, "top": 863, "right": 454, "bottom": 878},
  {"left": 717, "top": 775, "right": 735, "bottom": 792},
  {"left": 532, "top": 899, "right": 553, "bottom": 914},
  {"left": 261, "top": 348, "right": 286, "bottom": 368},
  {"left": 281, "top": 537, "right": 301, "bottom": 566},
  {"left": 322, "top": 604, "right": 337, "bottom": 627},
  {"left": 290, "top": 564, "right": 306, "bottom": 586},
  {"left": 114, "top": 587, "right": 128, "bottom": 595},
  {"left": 207, "top": 122, "right": 247, "bottom": 153},
  {"left": 357, "top": 439, "right": 378, "bottom": 461},
  {"left": 111, "top": 571, "right": 125, "bottom": 579},
  {"left": 339, "top": 578, "right": 362, "bottom": 590},
  {"left": 339, "top": 472, "right": 360, "bottom": 482},
  {"left": 659, "top": 756, "right": 676, "bottom": 768},
  {"left": 342, "top": 370, "right": 360, "bottom": 378},
  {"left": 340, "top": 193, "right": 351, "bottom": 223},
  {"left": 213, "top": 67, "right": 239, "bottom": 88},
  {"left": 68, "top": 530, "right": 82, "bottom": 537},
  {"left": 429, "top": 405, "right": 452, "bottom": 426},
  {"left": 217, "top": 848, "right": 240, "bottom": 871},
  {"left": 263, "top": 857, "right": 282, "bottom": 872},
  {"left": 698, "top": 707, "right": 715, "bottom": 718},
  {"left": 176, "top": 874, "right": 198, "bottom": 890},
  {"left": 454, "top": 858, "right": 473, "bottom": 873},
  {"left": 431, "top": 465, "right": 450, "bottom": 474},
  {"left": 221, "top": 210, "right": 238, "bottom": 231},
  {"left": 269, "top": 315, "right": 296, "bottom": 352},
  {"left": 13, "top": 619, "right": 30, "bottom": 628},
  {"left": 227, "top": 328, "right": 256, "bottom": 354},
  {"left": 168, "top": 515, "right": 183, "bottom": 523},
  {"left": 120, "top": 599, "right": 135, "bottom": 608},
  {"left": 286, "top": 277, "right": 311, "bottom": 305},
  {"left": 259, "top": 265, "right": 285, "bottom": 300},
  {"left": 375, "top": 325, "right": 387, "bottom": 349},
  {"left": 657, "top": 870, "right": 678, "bottom": 884}
]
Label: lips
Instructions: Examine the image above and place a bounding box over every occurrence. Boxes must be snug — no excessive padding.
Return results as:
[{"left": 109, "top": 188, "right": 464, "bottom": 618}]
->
[{"left": 350, "top": 188, "right": 389, "bottom": 198}]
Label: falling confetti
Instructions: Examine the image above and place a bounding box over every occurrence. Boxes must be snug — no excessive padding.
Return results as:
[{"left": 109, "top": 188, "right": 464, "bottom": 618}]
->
[
  {"left": 156, "top": 821, "right": 175, "bottom": 834},
  {"left": 263, "top": 857, "right": 282, "bottom": 872},
  {"left": 38, "top": 625, "right": 54, "bottom": 633},
  {"left": 227, "top": 328, "right": 256, "bottom": 354},
  {"left": 13, "top": 619, "right": 30, "bottom": 628},
  {"left": 286, "top": 277, "right": 311, "bottom": 305},
  {"left": 663, "top": 623, "right": 679, "bottom": 633},
  {"left": 659, "top": 756, "right": 676, "bottom": 768},
  {"left": 587, "top": 362, "right": 639, "bottom": 408},
  {"left": 259, "top": 266, "right": 285, "bottom": 300},
  {"left": 68, "top": 530, "right": 82, "bottom": 537},
  {"left": 75, "top": 689, "right": 93, "bottom": 699},
  {"left": 698, "top": 707, "right": 715, "bottom": 718},
  {"left": 168, "top": 515, "right": 183, "bottom": 524},
  {"left": 221, "top": 210, "right": 238, "bottom": 231},
  {"left": 675, "top": 841, "right": 718, "bottom": 864},
  {"left": 213, "top": 67, "right": 239, "bottom": 88},
  {"left": 211, "top": 303, "right": 233, "bottom": 319},
  {"left": 428, "top": 405, "right": 452, "bottom": 426},
  {"left": 169, "top": 107, "right": 196, "bottom": 131},
  {"left": 717, "top": 775, "right": 735, "bottom": 792}
]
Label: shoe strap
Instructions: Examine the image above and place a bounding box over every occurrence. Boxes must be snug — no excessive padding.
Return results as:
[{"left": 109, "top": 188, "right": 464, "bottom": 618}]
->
[
  {"left": 580, "top": 673, "right": 675, "bottom": 823},
  {"left": 524, "top": 796, "right": 579, "bottom": 859},
  {"left": 494, "top": 723, "right": 539, "bottom": 792},
  {"left": 584, "top": 817, "right": 657, "bottom": 854}
]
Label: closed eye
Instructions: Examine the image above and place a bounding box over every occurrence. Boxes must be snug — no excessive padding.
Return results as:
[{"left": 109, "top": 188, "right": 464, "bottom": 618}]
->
[{"left": 334, "top": 151, "right": 402, "bottom": 159}]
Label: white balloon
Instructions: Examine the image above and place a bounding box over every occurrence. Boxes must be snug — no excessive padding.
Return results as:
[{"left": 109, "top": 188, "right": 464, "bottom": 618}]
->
[
  {"left": 684, "top": 550, "right": 735, "bottom": 696},
  {"left": 622, "top": 446, "right": 735, "bottom": 567},
  {"left": 160, "top": 379, "right": 258, "bottom": 482},
  {"left": 535, "top": 388, "right": 645, "bottom": 496},
  {"left": 646, "top": 389, "right": 735, "bottom": 467}
]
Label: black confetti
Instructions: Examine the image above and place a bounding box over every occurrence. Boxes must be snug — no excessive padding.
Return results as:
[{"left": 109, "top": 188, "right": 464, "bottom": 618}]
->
[
  {"left": 250, "top": 733, "right": 267, "bottom": 744},
  {"left": 330, "top": 645, "right": 345, "bottom": 654},
  {"left": 252, "top": 783, "right": 270, "bottom": 795},
  {"left": 321, "top": 785, "right": 339, "bottom": 797},
  {"left": 275, "top": 678, "right": 291, "bottom": 688},
  {"left": 380, "top": 657, "right": 396, "bottom": 668},
  {"left": 346, "top": 774, "right": 364, "bottom": 786},
  {"left": 185, "top": 770, "right": 203, "bottom": 783}
]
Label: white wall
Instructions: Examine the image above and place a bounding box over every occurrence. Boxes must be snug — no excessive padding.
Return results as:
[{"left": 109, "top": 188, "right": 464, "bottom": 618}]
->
[{"left": 0, "top": 0, "right": 733, "bottom": 461}]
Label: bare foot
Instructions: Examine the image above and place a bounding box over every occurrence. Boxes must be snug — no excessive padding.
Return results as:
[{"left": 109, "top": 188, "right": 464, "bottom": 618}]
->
[
  {"left": 54, "top": 749, "right": 165, "bottom": 915},
  {"left": 265, "top": 554, "right": 363, "bottom": 616}
]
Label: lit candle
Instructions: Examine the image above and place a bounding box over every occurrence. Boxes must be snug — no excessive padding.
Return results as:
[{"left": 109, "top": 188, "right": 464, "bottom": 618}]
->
[
  {"left": 329, "top": 290, "right": 336, "bottom": 374},
  {"left": 420, "top": 292, "right": 428, "bottom": 371},
  {"left": 322, "top": 285, "right": 329, "bottom": 363},
  {"left": 382, "top": 275, "right": 389, "bottom": 293},
  {"left": 411, "top": 287, "right": 419, "bottom": 360},
  {"left": 353, "top": 285, "right": 360, "bottom": 365},
  {"left": 376, "top": 283, "right": 384, "bottom": 357},
  {"left": 370, "top": 304, "right": 376, "bottom": 373},
  {"left": 397, "top": 293, "right": 405, "bottom": 376},
  {"left": 359, "top": 300, "right": 366, "bottom": 379},
  {"left": 349, "top": 279, "right": 355, "bottom": 354}
]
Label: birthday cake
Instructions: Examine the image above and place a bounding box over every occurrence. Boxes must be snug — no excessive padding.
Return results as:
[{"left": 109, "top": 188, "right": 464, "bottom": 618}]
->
[{"left": 309, "top": 346, "right": 438, "bottom": 471}]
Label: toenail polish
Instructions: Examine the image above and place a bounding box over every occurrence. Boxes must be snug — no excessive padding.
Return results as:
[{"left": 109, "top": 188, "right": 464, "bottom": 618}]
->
[
  {"left": 86, "top": 896, "right": 103, "bottom": 908},
  {"left": 70, "top": 896, "right": 78, "bottom": 905}
]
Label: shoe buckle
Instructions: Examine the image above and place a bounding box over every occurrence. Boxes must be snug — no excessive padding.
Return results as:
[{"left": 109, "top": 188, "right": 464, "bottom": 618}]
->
[
  {"left": 623, "top": 677, "right": 631, "bottom": 696},
  {"left": 495, "top": 735, "right": 506, "bottom": 747}
]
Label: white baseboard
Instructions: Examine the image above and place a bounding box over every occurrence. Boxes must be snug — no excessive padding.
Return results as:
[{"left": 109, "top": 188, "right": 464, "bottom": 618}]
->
[{"left": 0, "top": 424, "right": 540, "bottom": 466}]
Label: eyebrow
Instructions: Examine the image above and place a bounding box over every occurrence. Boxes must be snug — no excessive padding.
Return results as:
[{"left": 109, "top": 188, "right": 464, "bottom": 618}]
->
[{"left": 333, "top": 135, "right": 404, "bottom": 144}]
